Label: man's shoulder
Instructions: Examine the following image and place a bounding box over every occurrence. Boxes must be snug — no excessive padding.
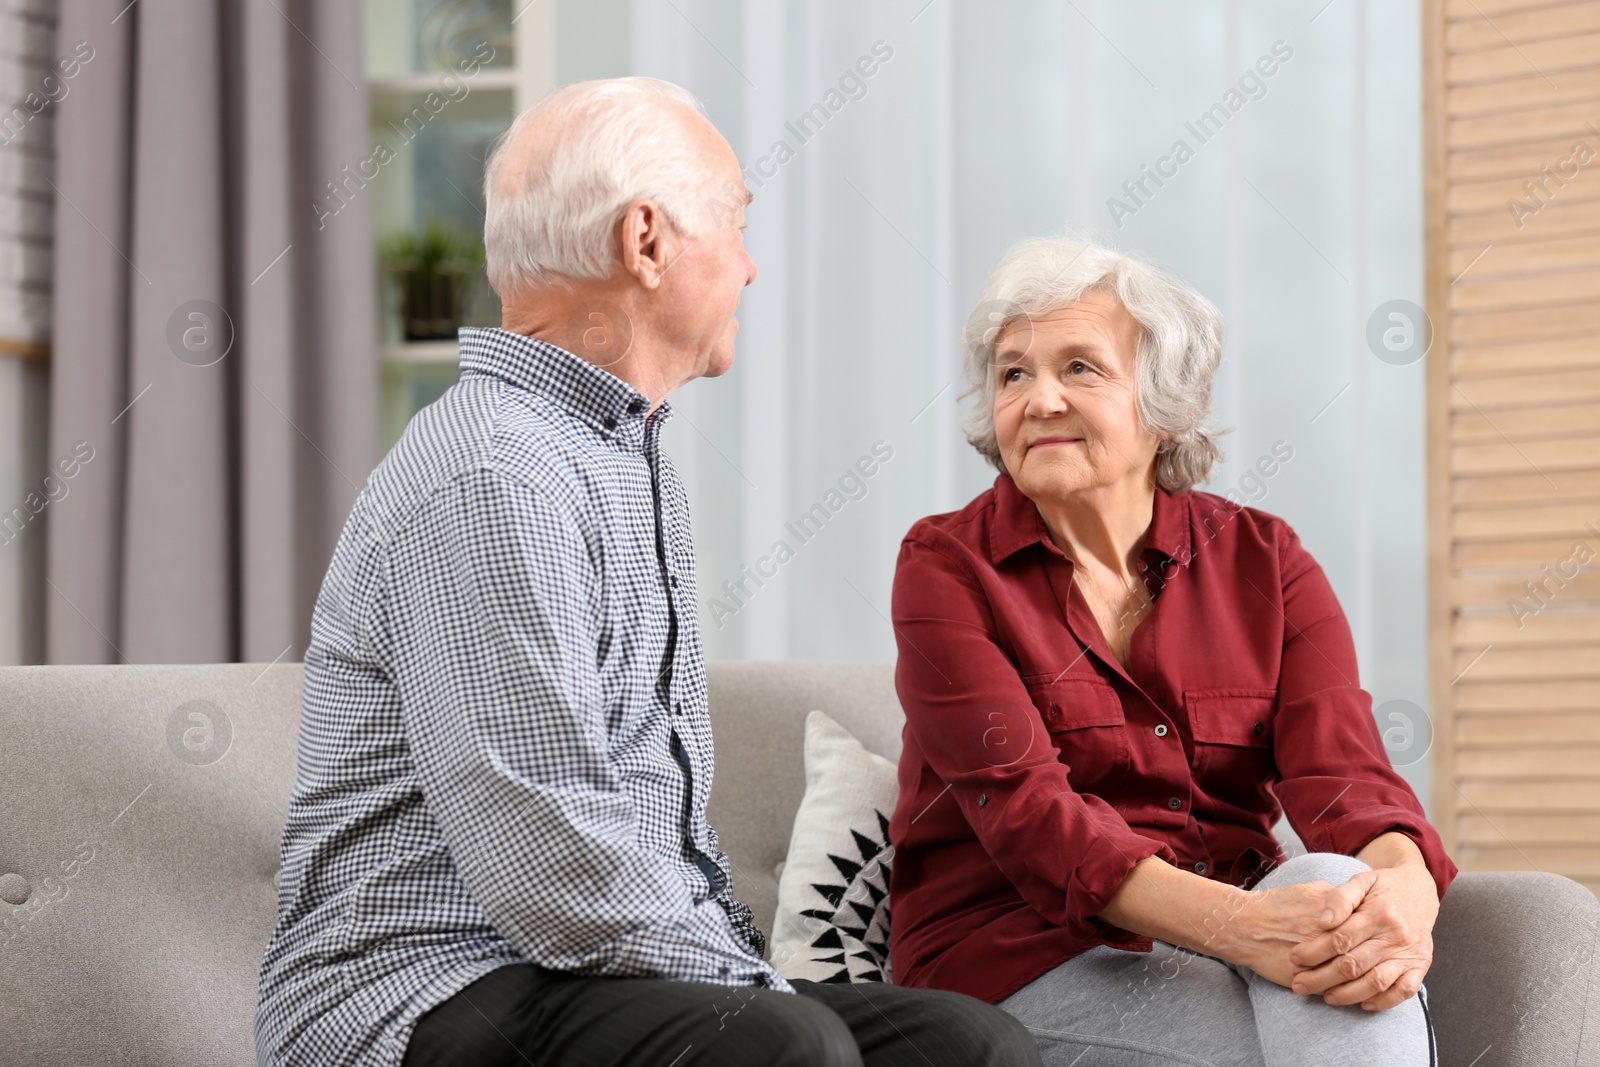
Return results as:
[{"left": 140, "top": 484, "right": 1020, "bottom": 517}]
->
[{"left": 362, "top": 376, "right": 598, "bottom": 538}]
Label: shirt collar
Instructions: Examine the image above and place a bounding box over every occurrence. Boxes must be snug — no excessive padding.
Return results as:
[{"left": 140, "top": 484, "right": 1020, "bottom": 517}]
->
[
  {"left": 988, "top": 471, "right": 1191, "bottom": 567},
  {"left": 456, "top": 326, "right": 667, "bottom": 447}
]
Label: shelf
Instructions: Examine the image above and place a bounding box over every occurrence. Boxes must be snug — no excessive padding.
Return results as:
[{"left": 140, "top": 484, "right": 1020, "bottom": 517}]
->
[
  {"left": 381, "top": 340, "right": 461, "bottom": 365},
  {"left": 0, "top": 336, "right": 49, "bottom": 362},
  {"left": 368, "top": 70, "right": 518, "bottom": 96}
]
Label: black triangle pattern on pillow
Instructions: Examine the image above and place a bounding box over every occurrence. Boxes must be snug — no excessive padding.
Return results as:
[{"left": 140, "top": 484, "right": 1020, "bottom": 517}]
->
[{"left": 797, "top": 809, "right": 892, "bottom": 983}]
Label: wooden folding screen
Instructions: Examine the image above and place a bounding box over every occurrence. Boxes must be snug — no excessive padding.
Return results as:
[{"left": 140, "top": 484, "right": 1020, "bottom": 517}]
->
[{"left": 1424, "top": 0, "right": 1600, "bottom": 900}]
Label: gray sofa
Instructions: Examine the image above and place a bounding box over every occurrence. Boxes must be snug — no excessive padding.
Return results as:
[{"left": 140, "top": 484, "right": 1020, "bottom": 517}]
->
[{"left": 1, "top": 661, "right": 1595, "bottom": 1065}]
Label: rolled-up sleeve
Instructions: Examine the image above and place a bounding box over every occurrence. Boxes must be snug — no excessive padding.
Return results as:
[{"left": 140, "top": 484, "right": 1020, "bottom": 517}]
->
[
  {"left": 380, "top": 467, "right": 785, "bottom": 988},
  {"left": 892, "top": 535, "right": 1178, "bottom": 943},
  {"left": 1269, "top": 525, "right": 1459, "bottom": 900}
]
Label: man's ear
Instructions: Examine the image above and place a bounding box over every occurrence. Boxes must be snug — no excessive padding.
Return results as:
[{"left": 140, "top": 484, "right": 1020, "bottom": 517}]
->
[{"left": 618, "top": 199, "right": 672, "bottom": 290}]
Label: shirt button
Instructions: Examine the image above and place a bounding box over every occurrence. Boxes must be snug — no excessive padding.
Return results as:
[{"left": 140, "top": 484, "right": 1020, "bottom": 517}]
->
[
  {"left": 675, "top": 702, "right": 684, "bottom": 716},
  {"left": 670, "top": 575, "right": 679, "bottom": 588},
  {"left": 628, "top": 398, "right": 647, "bottom": 414},
  {"left": 1154, "top": 724, "right": 1168, "bottom": 737},
  {"left": 1167, "top": 797, "right": 1182, "bottom": 810},
  {"left": 1253, "top": 721, "right": 1264, "bottom": 735},
  {"left": 1194, "top": 861, "right": 1209, "bottom": 875},
  {"left": 978, "top": 793, "right": 989, "bottom": 807},
  {"left": 602, "top": 416, "right": 617, "bottom": 431}
]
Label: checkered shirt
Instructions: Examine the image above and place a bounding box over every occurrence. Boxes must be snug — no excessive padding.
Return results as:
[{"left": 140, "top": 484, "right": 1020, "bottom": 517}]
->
[{"left": 253, "top": 326, "right": 789, "bottom": 1067}]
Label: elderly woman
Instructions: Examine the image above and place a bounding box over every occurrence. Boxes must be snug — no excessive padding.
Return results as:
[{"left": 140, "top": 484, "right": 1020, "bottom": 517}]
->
[{"left": 887, "top": 234, "right": 1457, "bottom": 1066}]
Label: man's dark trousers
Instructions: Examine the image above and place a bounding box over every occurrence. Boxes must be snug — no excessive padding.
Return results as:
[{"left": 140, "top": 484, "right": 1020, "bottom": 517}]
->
[{"left": 401, "top": 962, "right": 1042, "bottom": 1066}]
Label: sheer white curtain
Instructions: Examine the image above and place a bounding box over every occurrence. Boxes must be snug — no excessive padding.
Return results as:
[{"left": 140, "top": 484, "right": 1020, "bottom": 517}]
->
[{"left": 633, "top": 0, "right": 1429, "bottom": 802}]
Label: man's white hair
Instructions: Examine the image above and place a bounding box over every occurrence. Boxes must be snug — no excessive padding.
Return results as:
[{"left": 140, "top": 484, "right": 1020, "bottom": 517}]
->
[
  {"left": 483, "top": 77, "right": 712, "bottom": 295},
  {"left": 959, "top": 231, "right": 1227, "bottom": 492}
]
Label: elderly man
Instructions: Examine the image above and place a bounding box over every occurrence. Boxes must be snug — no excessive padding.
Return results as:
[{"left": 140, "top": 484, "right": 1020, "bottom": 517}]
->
[{"left": 252, "top": 78, "right": 1038, "bottom": 1067}]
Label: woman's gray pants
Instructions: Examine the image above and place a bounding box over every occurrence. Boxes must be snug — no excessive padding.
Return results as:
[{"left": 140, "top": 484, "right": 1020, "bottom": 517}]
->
[{"left": 996, "top": 852, "right": 1436, "bottom": 1066}]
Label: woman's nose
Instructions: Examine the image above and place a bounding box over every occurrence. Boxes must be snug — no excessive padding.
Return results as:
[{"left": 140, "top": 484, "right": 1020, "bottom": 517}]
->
[{"left": 1024, "top": 382, "right": 1068, "bottom": 417}]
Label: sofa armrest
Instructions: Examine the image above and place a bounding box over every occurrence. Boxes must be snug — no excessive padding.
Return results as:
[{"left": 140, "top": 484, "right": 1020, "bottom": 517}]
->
[{"left": 1428, "top": 870, "right": 1599, "bottom": 1067}]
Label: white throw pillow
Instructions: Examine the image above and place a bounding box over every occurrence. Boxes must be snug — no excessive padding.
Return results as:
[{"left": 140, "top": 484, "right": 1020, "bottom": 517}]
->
[{"left": 770, "top": 709, "right": 900, "bottom": 983}]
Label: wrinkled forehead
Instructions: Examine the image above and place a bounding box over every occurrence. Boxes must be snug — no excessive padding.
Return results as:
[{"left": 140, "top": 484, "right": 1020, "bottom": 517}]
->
[{"left": 993, "top": 290, "right": 1142, "bottom": 364}]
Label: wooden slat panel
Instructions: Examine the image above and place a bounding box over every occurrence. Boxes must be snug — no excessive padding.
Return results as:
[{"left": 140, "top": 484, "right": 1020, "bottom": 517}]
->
[
  {"left": 1453, "top": 570, "right": 1600, "bottom": 602},
  {"left": 1451, "top": 642, "right": 1600, "bottom": 680},
  {"left": 1449, "top": 194, "right": 1600, "bottom": 246},
  {"left": 1451, "top": 436, "right": 1600, "bottom": 475},
  {"left": 1452, "top": 367, "right": 1600, "bottom": 407},
  {"left": 1447, "top": 233, "right": 1600, "bottom": 277},
  {"left": 1452, "top": 336, "right": 1600, "bottom": 375},
  {"left": 1429, "top": 0, "right": 1600, "bottom": 880},
  {"left": 1458, "top": 745, "right": 1600, "bottom": 774},
  {"left": 1449, "top": 265, "right": 1600, "bottom": 311},
  {"left": 1458, "top": 712, "right": 1600, "bottom": 745},
  {"left": 1448, "top": 2, "right": 1600, "bottom": 53},
  {"left": 1456, "top": 609, "right": 1600, "bottom": 646},
  {"left": 1447, "top": 101, "right": 1600, "bottom": 153},
  {"left": 1453, "top": 502, "right": 1600, "bottom": 539},
  {"left": 1448, "top": 31, "right": 1600, "bottom": 83},
  {"left": 1449, "top": 160, "right": 1600, "bottom": 216},
  {"left": 1457, "top": 536, "right": 1599, "bottom": 568},
  {"left": 1452, "top": 132, "right": 1600, "bottom": 183},
  {"left": 1465, "top": 713, "right": 1600, "bottom": 748},
  {"left": 1454, "top": 467, "right": 1600, "bottom": 507},
  {"left": 1451, "top": 300, "right": 1600, "bottom": 343},
  {"left": 1449, "top": 0, "right": 1598, "bottom": 18},
  {"left": 1458, "top": 845, "right": 1600, "bottom": 876},
  {"left": 1449, "top": 64, "right": 1600, "bottom": 116},
  {"left": 1459, "top": 811, "right": 1600, "bottom": 845},
  {"left": 1454, "top": 679, "right": 1600, "bottom": 710},
  {"left": 1459, "top": 777, "right": 1600, "bottom": 807},
  {"left": 1452, "top": 401, "right": 1600, "bottom": 441}
]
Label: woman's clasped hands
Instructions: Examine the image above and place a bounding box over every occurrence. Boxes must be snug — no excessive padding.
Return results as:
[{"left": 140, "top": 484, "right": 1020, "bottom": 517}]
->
[{"left": 1234, "top": 864, "right": 1439, "bottom": 1013}]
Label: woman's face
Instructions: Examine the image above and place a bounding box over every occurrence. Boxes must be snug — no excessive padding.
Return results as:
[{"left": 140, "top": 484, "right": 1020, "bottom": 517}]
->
[{"left": 991, "top": 289, "right": 1163, "bottom": 501}]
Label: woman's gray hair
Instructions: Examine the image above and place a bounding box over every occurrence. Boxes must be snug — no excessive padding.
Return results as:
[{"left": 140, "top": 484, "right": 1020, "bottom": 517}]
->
[
  {"left": 483, "top": 77, "right": 711, "bottom": 295},
  {"left": 958, "top": 231, "right": 1227, "bottom": 492}
]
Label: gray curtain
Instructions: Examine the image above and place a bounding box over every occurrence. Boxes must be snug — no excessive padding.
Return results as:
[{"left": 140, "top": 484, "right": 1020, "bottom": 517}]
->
[{"left": 46, "top": 0, "right": 378, "bottom": 664}]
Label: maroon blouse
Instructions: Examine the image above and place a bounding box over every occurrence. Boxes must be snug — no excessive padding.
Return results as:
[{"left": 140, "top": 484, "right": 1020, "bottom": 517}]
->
[{"left": 887, "top": 472, "right": 1458, "bottom": 1004}]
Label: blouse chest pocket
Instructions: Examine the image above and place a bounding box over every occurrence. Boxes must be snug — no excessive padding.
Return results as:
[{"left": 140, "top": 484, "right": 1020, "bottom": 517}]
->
[
  {"left": 1185, "top": 688, "right": 1279, "bottom": 800},
  {"left": 1023, "top": 675, "right": 1129, "bottom": 790}
]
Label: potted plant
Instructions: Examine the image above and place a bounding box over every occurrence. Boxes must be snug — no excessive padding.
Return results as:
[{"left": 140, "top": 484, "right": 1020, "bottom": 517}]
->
[{"left": 379, "top": 218, "right": 486, "bottom": 341}]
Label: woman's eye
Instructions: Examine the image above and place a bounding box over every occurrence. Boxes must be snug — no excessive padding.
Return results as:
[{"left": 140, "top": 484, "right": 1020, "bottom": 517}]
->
[
  {"left": 1067, "top": 360, "right": 1091, "bottom": 375},
  {"left": 1000, "top": 367, "right": 1023, "bottom": 384}
]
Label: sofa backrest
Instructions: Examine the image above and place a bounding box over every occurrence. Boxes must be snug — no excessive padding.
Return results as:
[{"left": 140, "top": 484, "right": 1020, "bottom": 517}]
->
[
  {"left": 0, "top": 660, "right": 901, "bottom": 1066},
  {"left": 703, "top": 660, "right": 904, "bottom": 934}
]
